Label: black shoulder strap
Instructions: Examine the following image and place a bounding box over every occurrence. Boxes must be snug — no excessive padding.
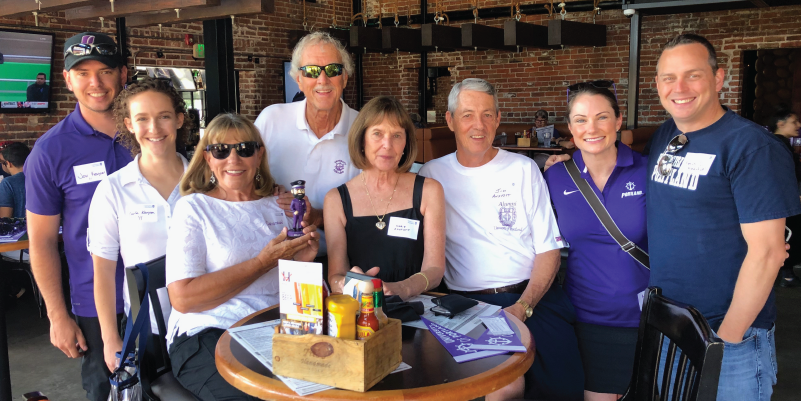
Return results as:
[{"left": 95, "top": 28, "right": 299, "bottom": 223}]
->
[
  {"left": 564, "top": 159, "right": 650, "bottom": 270},
  {"left": 337, "top": 184, "right": 354, "bottom": 219},
  {"left": 412, "top": 174, "right": 425, "bottom": 213}
]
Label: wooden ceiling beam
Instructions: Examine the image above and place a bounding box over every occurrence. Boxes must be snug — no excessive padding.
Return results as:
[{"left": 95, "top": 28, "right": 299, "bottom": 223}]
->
[
  {"left": 421, "top": 24, "right": 464, "bottom": 52},
  {"left": 0, "top": 0, "right": 96, "bottom": 17},
  {"left": 547, "top": 19, "right": 606, "bottom": 47},
  {"left": 125, "top": 0, "right": 272, "bottom": 27},
  {"left": 66, "top": 0, "right": 219, "bottom": 21}
]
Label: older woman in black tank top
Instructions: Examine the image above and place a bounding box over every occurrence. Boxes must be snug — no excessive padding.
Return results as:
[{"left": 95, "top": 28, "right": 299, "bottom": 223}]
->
[{"left": 324, "top": 96, "right": 446, "bottom": 299}]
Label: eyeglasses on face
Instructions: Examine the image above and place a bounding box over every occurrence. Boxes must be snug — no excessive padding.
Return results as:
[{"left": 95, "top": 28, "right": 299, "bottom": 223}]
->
[
  {"left": 205, "top": 141, "right": 260, "bottom": 160},
  {"left": 656, "top": 134, "right": 689, "bottom": 176},
  {"left": 298, "top": 63, "right": 345, "bottom": 79},
  {"left": 566, "top": 80, "right": 618, "bottom": 104},
  {"left": 64, "top": 43, "right": 119, "bottom": 58}
]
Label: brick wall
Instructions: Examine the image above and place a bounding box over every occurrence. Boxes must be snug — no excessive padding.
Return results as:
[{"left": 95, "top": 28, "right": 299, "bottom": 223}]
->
[
  {"left": 3, "top": 2, "right": 801, "bottom": 144},
  {"left": 361, "top": 3, "right": 801, "bottom": 128}
]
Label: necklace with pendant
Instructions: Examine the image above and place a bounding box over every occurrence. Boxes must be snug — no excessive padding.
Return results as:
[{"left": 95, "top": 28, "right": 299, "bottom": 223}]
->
[{"left": 360, "top": 172, "right": 400, "bottom": 230}]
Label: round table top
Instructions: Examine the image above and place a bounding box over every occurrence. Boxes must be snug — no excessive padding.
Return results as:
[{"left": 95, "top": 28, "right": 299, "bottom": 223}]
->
[
  {"left": 216, "top": 305, "right": 535, "bottom": 401},
  {"left": 0, "top": 239, "right": 28, "bottom": 253}
]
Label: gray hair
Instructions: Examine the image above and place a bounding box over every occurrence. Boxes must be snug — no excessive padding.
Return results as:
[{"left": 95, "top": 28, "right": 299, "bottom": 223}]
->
[
  {"left": 447, "top": 78, "right": 499, "bottom": 115},
  {"left": 290, "top": 32, "right": 354, "bottom": 81}
]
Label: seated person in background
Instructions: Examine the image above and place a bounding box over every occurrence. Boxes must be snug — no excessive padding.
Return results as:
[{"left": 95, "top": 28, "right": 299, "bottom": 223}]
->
[
  {"left": 544, "top": 83, "right": 649, "bottom": 400},
  {"left": 0, "top": 142, "right": 31, "bottom": 298},
  {"left": 0, "top": 142, "right": 31, "bottom": 218},
  {"left": 166, "top": 113, "right": 319, "bottom": 401},
  {"left": 420, "top": 78, "right": 584, "bottom": 401},
  {"left": 326, "top": 96, "right": 445, "bottom": 299},
  {"left": 88, "top": 78, "right": 190, "bottom": 373},
  {"left": 0, "top": 141, "right": 13, "bottom": 179},
  {"left": 534, "top": 109, "right": 575, "bottom": 149}
]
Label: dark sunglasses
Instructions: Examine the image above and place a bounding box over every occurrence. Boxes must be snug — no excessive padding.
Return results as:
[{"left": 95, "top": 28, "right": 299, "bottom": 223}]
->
[
  {"left": 64, "top": 43, "right": 119, "bottom": 58},
  {"left": 656, "top": 134, "right": 689, "bottom": 176},
  {"left": 298, "top": 63, "right": 345, "bottom": 79},
  {"left": 205, "top": 141, "right": 260, "bottom": 160},
  {"left": 566, "top": 80, "right": 617, "bottom": 103}
]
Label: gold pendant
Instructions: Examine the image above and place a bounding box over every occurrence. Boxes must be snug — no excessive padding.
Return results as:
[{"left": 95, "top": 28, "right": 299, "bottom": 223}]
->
[{"left": 376, "top": 221, "right": 386, "bottom": 230}]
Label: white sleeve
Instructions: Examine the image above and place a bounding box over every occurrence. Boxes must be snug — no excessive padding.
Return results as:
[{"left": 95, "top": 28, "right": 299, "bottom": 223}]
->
[
  {"left": 86, "top": 178, "right": 120, "bottom": 262},
  {"left": 166, "top": 198, "right": 207, "bottom": 286},
  {"left": 527, "top": 163, "right": 565, "bottom": 254},
  {"left": 253, "top": 107, "right": 272, "bottom": 146}
]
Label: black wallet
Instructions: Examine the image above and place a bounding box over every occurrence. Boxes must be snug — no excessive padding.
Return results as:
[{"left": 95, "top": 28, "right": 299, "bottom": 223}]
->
[{"left": 430, "top": 294, "right": 478, "bottom": 318}]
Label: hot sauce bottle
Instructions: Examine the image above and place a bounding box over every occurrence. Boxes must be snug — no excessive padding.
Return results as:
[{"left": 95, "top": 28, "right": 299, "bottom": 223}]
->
[
  {"left": 356, "top": 281, "right": 379, "bottom": 340},
  {"left": 371, "top": 278, "right": 389, "bottom": 329}
]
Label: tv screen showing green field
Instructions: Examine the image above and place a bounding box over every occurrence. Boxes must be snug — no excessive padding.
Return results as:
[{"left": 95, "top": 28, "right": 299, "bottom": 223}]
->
[{"left": 0, "top": 30, "right": 53, "bottom": 110}]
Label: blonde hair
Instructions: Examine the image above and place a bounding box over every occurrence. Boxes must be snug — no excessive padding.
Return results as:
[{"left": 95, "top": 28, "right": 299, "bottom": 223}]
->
[
  {"left": 347, "top": 96, "right": 417, "bottom": 173},
  {"left": 180, "top": 113, "right": 275, "bottom": 197}
]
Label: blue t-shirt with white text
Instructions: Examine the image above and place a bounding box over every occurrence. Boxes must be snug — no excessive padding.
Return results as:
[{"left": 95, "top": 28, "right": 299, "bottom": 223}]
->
[{"left": 645, "top": 108, "right": 801, "bottom": 330}]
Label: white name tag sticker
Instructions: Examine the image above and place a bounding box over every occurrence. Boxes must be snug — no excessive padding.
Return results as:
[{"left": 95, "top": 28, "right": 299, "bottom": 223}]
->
[
  {"left": 677, "top": 152, "right": 716, "bottom": 176},
  {"left": 387, "top": 217, "right": 420, "bottom": 240},
  {"left": 73, "top": 161, "right": 107, "bottom": 184},
  {"left": 637, "top": 289, "right": 647, "bottom": 311},
  {"left": 128, "top": 204, "right": 158, "bottom": 222}
]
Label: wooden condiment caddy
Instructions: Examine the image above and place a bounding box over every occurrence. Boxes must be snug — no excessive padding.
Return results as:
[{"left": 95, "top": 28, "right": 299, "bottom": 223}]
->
[{"left": 272, "top": 318, "right": 403, "bottom": 392}]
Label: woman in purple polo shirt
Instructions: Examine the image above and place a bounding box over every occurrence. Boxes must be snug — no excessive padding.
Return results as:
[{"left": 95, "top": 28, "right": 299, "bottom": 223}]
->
[
  {"left": 88, "top": 78, "right": 190, "bottom": 372},
  {"left": 543, "top": 84, "right": 650, "bottom": 400}
]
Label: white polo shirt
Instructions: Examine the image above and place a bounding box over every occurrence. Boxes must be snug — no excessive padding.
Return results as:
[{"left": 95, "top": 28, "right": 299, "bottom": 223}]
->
[
  {"left": 419, "top": 150, "right": 565, "bottom": 291},
  {"left": 87, "top": 153, "right": 188, "bottom": 330},
  {"left": 254, "top": 99, "right": 360, "bottom": 254}
]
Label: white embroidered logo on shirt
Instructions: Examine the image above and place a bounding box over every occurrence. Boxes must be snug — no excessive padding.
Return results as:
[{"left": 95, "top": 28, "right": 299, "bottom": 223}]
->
[
  {"left": 563, "top": 190, "right": 579, "bottom": 195},
  {"left": 621, "top": 181, "right": 643, "bottom": 198}
]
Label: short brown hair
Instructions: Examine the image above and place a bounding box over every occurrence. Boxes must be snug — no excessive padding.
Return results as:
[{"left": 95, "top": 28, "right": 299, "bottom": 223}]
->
[
  {"left": 659, "top": 33, "right": 719, "bottom": 73},
  {"left": 113, "top": 77, "right": 191, "bottom": 156},
  {"left": 348, "top": 96, "right": 417, "bottom": 173},
  {"left": 180, "top": 113, "right": 275, "bottom": 197}
]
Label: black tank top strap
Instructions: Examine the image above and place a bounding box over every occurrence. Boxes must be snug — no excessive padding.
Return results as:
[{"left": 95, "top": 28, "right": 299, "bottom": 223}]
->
[
  {"left": 412, "top": 174, "right": 425, "bottom": 215},
  {"left": 337, "top": 183, "right": 354, "bottom": 219}
]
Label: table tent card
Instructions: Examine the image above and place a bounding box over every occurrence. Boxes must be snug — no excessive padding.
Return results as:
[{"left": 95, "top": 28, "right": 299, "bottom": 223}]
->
[{"left": 422, "top": 317, "right": 506, "bottom": 363}]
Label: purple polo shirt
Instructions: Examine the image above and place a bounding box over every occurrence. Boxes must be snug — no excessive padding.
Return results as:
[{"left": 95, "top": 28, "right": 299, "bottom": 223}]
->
[
  {"left": 543, "top": 143, "right": 650, "bottom": 327},
  {"left": 25, "top": 103, "right": 133, "bottom": 317}
]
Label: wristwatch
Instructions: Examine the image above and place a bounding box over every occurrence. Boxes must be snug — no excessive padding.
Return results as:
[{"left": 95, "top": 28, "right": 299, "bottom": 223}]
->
[{"left": 515, "top": 299, "right": 534, "bottom": 321}]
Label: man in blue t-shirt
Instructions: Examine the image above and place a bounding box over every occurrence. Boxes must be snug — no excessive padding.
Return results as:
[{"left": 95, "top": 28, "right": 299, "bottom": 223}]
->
[
  {"left": 0, "top": 142, "right": 30, "bottom": 218},
  {"left": 645, "top": 33, "right": 801, "bottom": 400}
]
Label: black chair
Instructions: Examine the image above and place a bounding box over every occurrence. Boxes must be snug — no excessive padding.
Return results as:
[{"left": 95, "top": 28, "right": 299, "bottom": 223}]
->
[
  {"left": 126, "top": 256, "right": 197, "bottom": 401},
  {"left": 620, "top": 287, "right": 724, "bottom": 401}
]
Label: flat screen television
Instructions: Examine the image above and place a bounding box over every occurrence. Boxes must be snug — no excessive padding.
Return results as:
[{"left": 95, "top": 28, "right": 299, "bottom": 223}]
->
[{"left": 0, "top": 28, "right": 55, "bottom": 114}]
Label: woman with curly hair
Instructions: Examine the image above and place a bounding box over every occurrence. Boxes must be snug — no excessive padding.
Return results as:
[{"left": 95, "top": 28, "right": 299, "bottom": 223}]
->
[{"left": 87, "top": 77, "right": 190, "bottom": 372}]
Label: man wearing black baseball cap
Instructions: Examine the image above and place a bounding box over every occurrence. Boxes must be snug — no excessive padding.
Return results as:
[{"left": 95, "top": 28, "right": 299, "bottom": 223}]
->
[{"left": 25, "top": 32, "right": 132, "bottom": 401}]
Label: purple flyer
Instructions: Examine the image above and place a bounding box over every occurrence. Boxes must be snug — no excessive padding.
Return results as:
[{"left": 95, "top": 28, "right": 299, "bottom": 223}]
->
[
  {"left": 422, "top": 318, "right": 506, "bottom": 363},
  {"left": 469, "top": 311, "right": 526, "bottom": 352}
]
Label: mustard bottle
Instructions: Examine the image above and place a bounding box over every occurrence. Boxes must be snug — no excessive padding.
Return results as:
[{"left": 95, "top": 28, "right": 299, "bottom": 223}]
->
[{"left": 326, "top": 294, "right": 360, "bottom": 340}]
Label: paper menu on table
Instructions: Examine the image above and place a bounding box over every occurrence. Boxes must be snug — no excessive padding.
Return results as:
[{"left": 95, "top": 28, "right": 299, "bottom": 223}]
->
[
  {"left": 469, "top": 311, "right": 526, "bottom": 352},
  {"left": 422, "top": 318, "right": 506, "bottom": 363},
  {"left": 402, "top": 294, "right": 501, "bottom": 335},
  {"left": 227, "top": 320, "right": 412, "bottom": 396}
]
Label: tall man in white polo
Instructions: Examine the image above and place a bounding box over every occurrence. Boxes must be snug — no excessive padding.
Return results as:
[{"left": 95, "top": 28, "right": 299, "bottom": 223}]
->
[
  {"left": 419, "top": 78, "right": 584, "bottom": 401},
  {"left": 255, "top": 32, "right": 359, "bottom": 267}
]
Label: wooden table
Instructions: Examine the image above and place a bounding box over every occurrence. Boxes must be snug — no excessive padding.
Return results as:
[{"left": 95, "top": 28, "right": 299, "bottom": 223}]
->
[
  {"left": 216, "top": 305, "right": 535, "bottom": 400},
  {"left": 0, "top": 239, "right": 30, "bottom": 400}
]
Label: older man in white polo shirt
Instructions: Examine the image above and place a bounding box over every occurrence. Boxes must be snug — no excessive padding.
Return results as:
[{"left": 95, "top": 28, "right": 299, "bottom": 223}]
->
[
  {"left": 255, "top": 32, "right": 359, "bottom": 264},
  {"left": 419, "top": 78, "right": 584, "bottom": 401}
]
